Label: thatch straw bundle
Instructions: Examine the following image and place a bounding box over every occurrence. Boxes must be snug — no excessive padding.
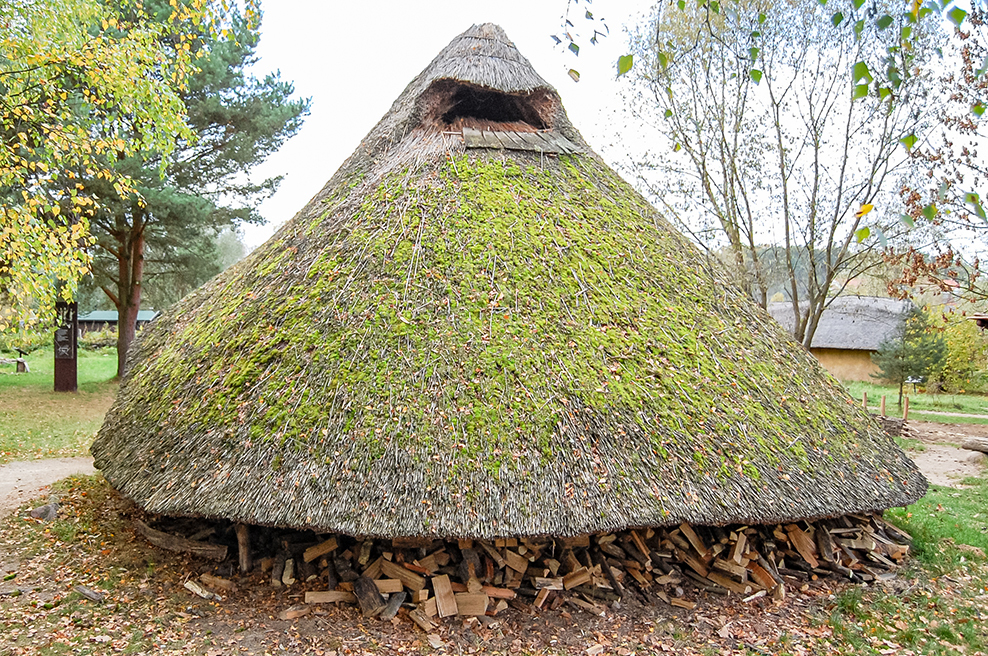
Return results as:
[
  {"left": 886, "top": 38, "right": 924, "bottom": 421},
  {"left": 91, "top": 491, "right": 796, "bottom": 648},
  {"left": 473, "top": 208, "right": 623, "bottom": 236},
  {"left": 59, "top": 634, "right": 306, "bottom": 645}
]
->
[{"left": 92, "top": 24, "right": 926, "bottom": 539}]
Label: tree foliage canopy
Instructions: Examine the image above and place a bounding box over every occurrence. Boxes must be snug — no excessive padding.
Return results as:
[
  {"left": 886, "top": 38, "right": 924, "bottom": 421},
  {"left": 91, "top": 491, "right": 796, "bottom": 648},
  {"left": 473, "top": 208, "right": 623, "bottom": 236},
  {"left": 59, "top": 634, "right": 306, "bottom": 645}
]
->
[
  {"left": 0, "top": 0, "right": 255, "bottom": 332},
  {"left": 871, "top": 306, "right": 947, "bottom": 405},
  {"left": 619, "top": 0, "right": 944, "bottom": 347},
  {"left": 76, "top": 5, "right": 309, "bottom": 375}
]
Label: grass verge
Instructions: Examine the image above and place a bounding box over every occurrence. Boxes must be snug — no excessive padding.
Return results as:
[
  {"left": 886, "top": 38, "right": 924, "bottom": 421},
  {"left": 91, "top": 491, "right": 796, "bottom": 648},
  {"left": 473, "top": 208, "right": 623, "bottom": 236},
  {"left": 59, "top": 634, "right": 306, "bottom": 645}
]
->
[
  {"left": 821, "top": 476, "right": 988, "bottom": 655},
  {"left": 0, "top": 349, "right": 117, "bottom": 464},
  {"left": 844, "top": 381, "right": 988, "bottom": 423}
]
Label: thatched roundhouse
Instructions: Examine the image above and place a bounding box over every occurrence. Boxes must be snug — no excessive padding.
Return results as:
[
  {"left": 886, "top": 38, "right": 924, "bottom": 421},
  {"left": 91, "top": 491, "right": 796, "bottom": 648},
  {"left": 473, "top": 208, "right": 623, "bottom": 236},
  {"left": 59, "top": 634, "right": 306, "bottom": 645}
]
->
[{"left": 92, "top": 24, "right": 925, "bottom": 539}]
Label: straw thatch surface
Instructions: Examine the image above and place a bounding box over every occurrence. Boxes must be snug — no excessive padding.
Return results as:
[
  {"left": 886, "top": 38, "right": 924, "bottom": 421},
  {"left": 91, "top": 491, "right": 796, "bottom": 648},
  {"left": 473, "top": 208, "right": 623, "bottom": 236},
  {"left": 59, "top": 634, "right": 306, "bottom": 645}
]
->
[
  {"left": 91, "top": 24, "right": 926, "bottom": 539},
  {"left": 768, "top": 297, "right": 915, "bottom": 352}
]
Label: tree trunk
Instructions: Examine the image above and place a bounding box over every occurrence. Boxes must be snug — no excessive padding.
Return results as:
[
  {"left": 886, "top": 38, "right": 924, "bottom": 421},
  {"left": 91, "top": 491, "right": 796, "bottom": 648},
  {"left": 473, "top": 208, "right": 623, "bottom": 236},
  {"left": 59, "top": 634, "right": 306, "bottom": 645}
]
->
[
  {"left": 897, "top": 381, "right": 904, "bottom": 408},
  {"left": 112, "top": 206, "right": 145, "bottom": 378}
]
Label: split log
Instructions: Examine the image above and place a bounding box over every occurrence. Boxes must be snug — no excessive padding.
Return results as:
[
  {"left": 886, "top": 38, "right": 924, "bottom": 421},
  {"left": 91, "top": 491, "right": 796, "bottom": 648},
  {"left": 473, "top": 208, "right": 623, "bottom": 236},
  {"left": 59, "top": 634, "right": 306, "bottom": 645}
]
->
[
  {"left": 433, "top": 574, "right": 458, "bottom": 617},
  {"left": 454, "top": 592, "right": 489, "bottom": 616},
  {"left": 353, "top": 576, "right": 387, "bottom": 617},
  {"left": 961, "top": 437, "right": 988, "bottom": 454},
  {"left": 200, "top": 573, "right": 237, "bottom": 593},
  {"left": 134, "top": 519, "right": 227, "bottom": 561},
  {"left": 235, "top": 524, "right": 251, "bottom": 573},
  {"left": 305, "top": 590, "right": 356, "bottom": 604},
  {"left": 380, "top": 591, "right": 407, "bottom": 620},
  {"left": 303, "top": 536, "right": 338, "bottom": 563}
]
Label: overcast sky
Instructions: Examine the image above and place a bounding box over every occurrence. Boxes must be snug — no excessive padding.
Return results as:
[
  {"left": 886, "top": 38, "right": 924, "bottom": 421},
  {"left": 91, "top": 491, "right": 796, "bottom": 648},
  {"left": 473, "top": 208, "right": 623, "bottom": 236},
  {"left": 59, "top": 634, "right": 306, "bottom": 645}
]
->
[{"left": 242, "top": 0, "right": 650, "bottom": 249}]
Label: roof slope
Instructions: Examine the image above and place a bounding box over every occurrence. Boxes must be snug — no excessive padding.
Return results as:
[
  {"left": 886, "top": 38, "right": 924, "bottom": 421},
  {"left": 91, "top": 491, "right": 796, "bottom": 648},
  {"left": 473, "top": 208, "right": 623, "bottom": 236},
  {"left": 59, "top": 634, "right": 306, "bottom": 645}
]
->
[
  {"left": 91, "top": 24, "right": 926, "bottom": 539},
  {"left": 769, "top": 297, "right": 915, "bottom": 351}
]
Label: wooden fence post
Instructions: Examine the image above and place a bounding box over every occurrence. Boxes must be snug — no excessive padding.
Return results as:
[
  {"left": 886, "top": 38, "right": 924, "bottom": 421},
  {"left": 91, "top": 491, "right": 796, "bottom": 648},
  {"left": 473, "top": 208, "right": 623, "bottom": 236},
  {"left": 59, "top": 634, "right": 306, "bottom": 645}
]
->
[
  {"left": 862, "top": 391, "right": 868, "bottom": 410},
  {"left": 880, "top": 395, "right": 886, "bottom": 417},
  {"left": 903, "top": 396, "right": 909, "bottom": 421}
]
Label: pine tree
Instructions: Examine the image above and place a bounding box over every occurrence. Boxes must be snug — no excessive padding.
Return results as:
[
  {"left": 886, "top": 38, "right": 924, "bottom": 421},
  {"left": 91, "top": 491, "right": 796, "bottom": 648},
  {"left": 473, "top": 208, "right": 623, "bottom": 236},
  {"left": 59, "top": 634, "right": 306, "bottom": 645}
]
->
[
  {"left": 871, "top": 307, "right": 948, "bottom": 406},
  {"left": 80, "top": 7, "right": 309, "bottom": 376}
]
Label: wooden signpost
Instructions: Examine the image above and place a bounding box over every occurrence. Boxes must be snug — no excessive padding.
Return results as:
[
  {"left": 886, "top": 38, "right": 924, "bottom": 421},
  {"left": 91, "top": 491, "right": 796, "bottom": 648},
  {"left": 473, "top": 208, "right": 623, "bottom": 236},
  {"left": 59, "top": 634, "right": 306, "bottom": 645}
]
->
[{"left": 53, "top": 301, "right": 78, "bottom": 392}]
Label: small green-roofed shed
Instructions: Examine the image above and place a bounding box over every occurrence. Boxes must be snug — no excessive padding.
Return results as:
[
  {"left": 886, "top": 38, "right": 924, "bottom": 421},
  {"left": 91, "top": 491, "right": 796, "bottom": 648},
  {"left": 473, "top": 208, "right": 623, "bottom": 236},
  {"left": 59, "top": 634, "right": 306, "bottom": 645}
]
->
[{"left": 91, "top": 23, "right": 926, "bottom": 539}]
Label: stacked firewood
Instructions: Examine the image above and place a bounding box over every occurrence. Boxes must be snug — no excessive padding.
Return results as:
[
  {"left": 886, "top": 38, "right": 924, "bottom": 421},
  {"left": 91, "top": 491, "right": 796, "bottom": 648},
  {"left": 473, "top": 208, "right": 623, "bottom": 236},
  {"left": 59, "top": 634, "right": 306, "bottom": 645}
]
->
[{"left": 146, "top": 513, "right": 912, "bottom": 623}]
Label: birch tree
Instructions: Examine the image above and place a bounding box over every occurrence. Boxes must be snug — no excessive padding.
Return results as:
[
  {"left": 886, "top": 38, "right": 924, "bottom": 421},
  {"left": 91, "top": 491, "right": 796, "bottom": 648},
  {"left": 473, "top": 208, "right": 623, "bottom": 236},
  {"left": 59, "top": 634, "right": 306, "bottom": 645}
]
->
[{"left": 622, "top": 0, "right": 942, "bottom": 347}]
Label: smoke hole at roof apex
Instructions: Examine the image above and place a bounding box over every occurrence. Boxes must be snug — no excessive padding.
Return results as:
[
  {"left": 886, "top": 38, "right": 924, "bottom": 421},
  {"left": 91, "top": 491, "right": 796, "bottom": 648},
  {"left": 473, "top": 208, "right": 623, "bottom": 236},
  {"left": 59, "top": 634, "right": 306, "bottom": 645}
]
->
[{"left": 439, "top": 85, "right": 548, "bottom": 129}]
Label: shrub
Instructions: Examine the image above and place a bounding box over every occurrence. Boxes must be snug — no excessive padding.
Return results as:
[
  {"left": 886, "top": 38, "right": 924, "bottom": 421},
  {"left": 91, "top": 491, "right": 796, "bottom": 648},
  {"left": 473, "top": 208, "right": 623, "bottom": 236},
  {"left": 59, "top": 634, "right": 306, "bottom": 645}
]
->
[{"left": 930, "top": 313, "right": 988, "bottom": 394}]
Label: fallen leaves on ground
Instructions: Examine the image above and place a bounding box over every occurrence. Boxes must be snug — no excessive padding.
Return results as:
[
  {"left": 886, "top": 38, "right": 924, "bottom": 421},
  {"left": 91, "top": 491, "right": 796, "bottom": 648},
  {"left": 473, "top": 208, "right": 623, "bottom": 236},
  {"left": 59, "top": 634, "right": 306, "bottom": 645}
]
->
[{"left": 0, "top": 476, "right": 985, "bottom": 655}]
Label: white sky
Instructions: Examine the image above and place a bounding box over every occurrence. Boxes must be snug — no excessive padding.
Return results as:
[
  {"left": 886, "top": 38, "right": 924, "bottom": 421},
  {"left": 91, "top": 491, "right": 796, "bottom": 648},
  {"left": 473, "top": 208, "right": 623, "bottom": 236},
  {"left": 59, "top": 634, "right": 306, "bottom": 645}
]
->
[{"left": 243, "top": 0, "right": 650, "bottom": 249}]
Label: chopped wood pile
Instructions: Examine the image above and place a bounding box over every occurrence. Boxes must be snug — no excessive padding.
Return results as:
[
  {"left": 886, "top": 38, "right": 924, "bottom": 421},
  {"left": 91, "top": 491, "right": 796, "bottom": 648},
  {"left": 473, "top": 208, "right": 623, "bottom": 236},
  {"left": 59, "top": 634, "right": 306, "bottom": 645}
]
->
[
  {"left": 871, "top": 414, "right": 907, "bottom": 438},
  {"left": 140, "top": 512, "right": 912, "bottom": 624}
]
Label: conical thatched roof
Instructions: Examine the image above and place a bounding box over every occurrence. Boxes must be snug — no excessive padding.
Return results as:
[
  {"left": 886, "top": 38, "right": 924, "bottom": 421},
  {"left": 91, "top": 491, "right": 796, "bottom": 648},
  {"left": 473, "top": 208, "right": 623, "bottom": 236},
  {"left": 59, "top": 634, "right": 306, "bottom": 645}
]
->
[{"left": 91, "top": 24, "right": 926, "bottom": 539}]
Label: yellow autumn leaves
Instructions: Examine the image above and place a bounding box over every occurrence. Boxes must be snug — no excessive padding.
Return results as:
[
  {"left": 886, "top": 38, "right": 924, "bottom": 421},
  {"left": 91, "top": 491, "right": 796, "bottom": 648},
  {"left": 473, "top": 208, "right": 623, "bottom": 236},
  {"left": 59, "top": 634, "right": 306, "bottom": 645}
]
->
[{"left": 0, "top": 0, "right": 257, "bottom": 333}]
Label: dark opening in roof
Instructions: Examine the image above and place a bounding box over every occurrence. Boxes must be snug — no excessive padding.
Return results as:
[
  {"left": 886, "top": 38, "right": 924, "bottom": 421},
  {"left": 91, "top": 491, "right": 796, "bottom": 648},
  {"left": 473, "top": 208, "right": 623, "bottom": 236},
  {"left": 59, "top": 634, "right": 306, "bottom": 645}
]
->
[
  {"left": 419, "top": 80, "right": 557, "bottom": 132},
  {"left": 440, "top": 86, "right": 547, "bottom": 128}
]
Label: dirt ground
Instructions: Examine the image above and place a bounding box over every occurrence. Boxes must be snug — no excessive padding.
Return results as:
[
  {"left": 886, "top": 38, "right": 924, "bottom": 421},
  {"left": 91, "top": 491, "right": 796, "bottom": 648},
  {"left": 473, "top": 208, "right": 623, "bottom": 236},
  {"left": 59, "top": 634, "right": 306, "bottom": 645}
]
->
[
  {"left": 0, "top": 422, "right": 984, "bottom": 655},
  {"left": 0, "top": 482, "right": 864, "bottom": 656},
  {"left": 906, "top": 421, "right": 987, "bottom": 488}
]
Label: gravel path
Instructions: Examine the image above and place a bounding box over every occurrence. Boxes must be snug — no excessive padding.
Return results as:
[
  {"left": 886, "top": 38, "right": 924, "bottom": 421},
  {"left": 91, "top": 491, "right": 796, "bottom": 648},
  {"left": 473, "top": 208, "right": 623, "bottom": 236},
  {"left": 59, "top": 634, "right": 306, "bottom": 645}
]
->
[{"left": 0, "top": 457, "right": 96, "bottom": 516}]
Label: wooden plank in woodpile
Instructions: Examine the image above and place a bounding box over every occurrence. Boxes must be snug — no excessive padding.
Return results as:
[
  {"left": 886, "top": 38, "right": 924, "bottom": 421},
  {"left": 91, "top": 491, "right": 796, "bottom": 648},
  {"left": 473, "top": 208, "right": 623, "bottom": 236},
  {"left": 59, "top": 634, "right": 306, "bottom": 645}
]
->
[
  {"left": 747, "top": 563, "right": 777, "bottom": 590},
  {"left": 477, "top": 541, "right": 507, "bottom": 569},
  {"left": 432, "top": 574, "right": 458, "bottom": 618},
  {"left": 363, "top": 556, "right": 384, "bottom": 580},
  {"left": 730, "top": 532, "right": 747, "bottom": 564},
  {"left": 481, "top": 586, "right": 517, "bottom": 600},
  {"left": 840, "top": 537, "right": 878, "bottom": 552},
  {"left": 380, "top": 559, "right": 426, "bottom": 592},
  {"left": 409, "top": 608, "right": 436, "bottom": 631},
  {"left": 454, "top": 592, "right": 489, "bottom": 616},
  {"left": 534, "top": 576, "right": 565, "bottom": 590},
  {"left": 504, "top": 549, "right": 528, "bottom": 573},
  {"left": 566, "top": 596, "right": 605, "bottom": 616},
  {"left": 353, "top": 577, "right": 387, "bottom": 617},
  {"left": 416, "top": 553, "right": 439, "bottom": 573},
  {"left": 392, "top": 537, "right": 433, "bottom": 549},
  {"left": 707, "top": 572, "right": 752, "bottom": 595},
  {"left": 374, "top": 579, "right": 403, "bottom": 594},
  {"left": 421, "top": 596, "right": 438, "bottom": 617},
  {"left": 305, "top": 590, "right": 357, "bottom": 604},
  {"left": 562, "top": 567, "right": 592, "bottom": 590},
  {"left": 380, "top": 591, "right": 406, "bottom": 621},
  {"left": 679, "top": 523, "right": 709, "bottom": 557},
  {"left": 712, "top": 558, "right": 748, "bottom": 580},
  {"left": 785, "top": 524, "right": 820, "bottom": 568}
]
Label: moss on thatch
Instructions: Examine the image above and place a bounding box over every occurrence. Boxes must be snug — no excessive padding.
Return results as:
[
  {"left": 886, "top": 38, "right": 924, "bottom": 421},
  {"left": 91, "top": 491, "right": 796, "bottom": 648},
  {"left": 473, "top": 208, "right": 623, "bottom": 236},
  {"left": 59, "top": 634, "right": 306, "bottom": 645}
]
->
[{"left": 91, "top": 24, "right": 925, "bottom": 539}]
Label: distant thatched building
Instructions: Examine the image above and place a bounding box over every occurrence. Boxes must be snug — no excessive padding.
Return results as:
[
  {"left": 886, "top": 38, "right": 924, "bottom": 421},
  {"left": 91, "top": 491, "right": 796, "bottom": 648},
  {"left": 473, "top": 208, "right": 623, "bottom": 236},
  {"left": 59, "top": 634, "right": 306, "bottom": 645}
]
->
[
  {"left": 78, "top": 310, "right": 159, "bottom": 334},
  {"left": 92, "top": 25, "right": 925, "bottom": 539},
  {"left": 768, "top": 297, "right": 915, "bottom": 382}
]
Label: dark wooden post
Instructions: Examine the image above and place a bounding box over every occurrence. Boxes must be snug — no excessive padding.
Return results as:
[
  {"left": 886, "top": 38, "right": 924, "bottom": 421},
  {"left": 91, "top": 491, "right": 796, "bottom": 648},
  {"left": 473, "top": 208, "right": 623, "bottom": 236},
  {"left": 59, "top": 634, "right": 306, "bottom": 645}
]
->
[{"left": 54, "top": 301, "right": 78, "bottom": 392}]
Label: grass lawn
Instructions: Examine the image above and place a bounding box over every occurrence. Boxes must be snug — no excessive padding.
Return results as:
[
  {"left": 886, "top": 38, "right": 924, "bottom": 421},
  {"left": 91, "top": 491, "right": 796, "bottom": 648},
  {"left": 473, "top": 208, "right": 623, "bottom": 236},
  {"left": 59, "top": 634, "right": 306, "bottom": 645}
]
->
[
  {"left": 844, "top": 380, "right": 988, "bottom": 424},
  {"left": 824, "top": 472, "right": 988, "bottom": 656},
  {"left": 0, "top": 348, "right": 117, "bottom": 464}
]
